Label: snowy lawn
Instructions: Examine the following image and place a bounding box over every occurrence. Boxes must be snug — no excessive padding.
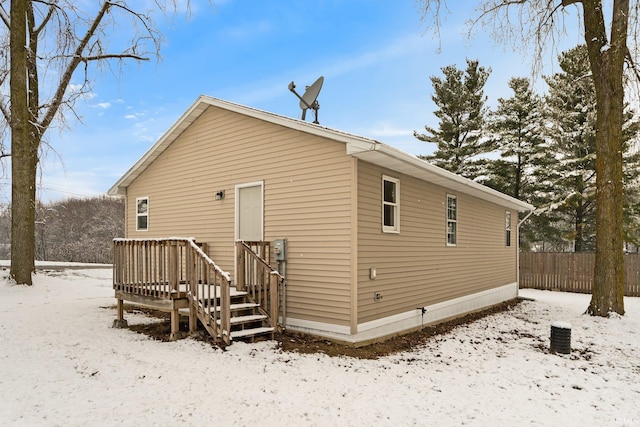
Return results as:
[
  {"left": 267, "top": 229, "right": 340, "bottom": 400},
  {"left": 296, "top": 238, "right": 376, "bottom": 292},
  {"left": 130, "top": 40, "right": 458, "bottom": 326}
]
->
[{"left": 1, "top": 267, "right": 639, "bottom": 427}]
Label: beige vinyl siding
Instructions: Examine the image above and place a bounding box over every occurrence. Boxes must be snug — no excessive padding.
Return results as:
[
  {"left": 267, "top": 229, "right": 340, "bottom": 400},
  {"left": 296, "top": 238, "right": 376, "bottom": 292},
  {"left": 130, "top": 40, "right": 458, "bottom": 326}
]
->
[
  {"left": 126, "top": 106, "right": 353, "bottom": 326},
  {"left": 357, "top": 161, "right": 518, "bottom": 323}
]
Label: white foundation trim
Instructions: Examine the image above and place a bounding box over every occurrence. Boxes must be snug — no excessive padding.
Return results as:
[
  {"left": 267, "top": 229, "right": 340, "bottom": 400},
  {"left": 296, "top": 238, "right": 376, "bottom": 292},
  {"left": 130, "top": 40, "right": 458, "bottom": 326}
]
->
[
  {"left": 283, "top": 318, "right": 351, "bottom": 336},
  {"left": 284, "top": 282, "right": 518, "bottom": 344}
]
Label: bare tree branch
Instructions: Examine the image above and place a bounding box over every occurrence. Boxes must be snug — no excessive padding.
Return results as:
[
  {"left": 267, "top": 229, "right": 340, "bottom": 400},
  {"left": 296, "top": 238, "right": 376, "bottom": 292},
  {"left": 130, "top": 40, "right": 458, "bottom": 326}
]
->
[
  {"left": 32, "top": 2, "right": 58, "bottom": 36},
  {"left": 38, "top": 1, "right": 160, "bottom": 133},
  {"left": 4, "top": 0, "right": 199, "bottom": 284},
  {"left": 38, "top": 1, "right": 111, "bottom": 133},
  {"left": 0, "top": 98, "right": 9, "bottom": 122},
  {"left": 626, "top": 45, "right": 640, "bottom": 83},
  {"left": 83, "top": 53, "right": 150, "bottom": 62},
  {"left": 0, "top": 3, "right": 9, "bottom": 29}
]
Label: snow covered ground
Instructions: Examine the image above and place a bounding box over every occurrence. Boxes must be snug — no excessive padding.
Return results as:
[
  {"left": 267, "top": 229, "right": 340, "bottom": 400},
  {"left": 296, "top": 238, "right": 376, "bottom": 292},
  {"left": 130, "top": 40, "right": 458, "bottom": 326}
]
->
[{"left": 1, "top": 266, "right": 639, "bottom": 426}]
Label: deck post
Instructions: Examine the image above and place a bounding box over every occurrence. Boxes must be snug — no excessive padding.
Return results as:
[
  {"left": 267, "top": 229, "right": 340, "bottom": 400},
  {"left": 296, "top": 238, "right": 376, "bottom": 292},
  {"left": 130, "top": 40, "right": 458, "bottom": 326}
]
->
[
  {"left": 189, "top": 302, "right": 197, "bottom": 333},
  {"left": 220, "top": 281, "right": 231, "bottom": 345},
  {"left": 236, "top": 242, "right": 246, "bottom": 291},
  {"left": 170, "top": 308, "right": 180, "bottom": 341},
  {"left": 187, "top": 245, "right": 198, "bottom": 334},
  {"left": 270, "top": 273, "right": 279, "bottom": 330},
  {"left": 112, "top": 298, "right": 128, "bottom": 328}
]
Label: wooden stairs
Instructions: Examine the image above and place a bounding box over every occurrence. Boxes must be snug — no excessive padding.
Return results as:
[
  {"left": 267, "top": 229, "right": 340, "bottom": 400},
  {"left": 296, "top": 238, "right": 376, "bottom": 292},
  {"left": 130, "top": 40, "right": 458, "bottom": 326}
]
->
[
  {"left": 218, "top": 289, "right": 275, "bottom": 341},
  {"left": 113, "top": 238, "right": 281, "bottom": 346},
  {"left": 188, "top": 286, "right": 275, "bottom": 343}
]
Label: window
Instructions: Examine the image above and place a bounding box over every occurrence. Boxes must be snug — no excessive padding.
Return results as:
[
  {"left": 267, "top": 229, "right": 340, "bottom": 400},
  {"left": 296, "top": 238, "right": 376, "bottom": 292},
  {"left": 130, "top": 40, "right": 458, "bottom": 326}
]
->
[
  {"left": 446, "top": 194, "right": 457, "bottom": 246},
  {"left": 505, "top": 211, "right": 512, "bottom": 247},
  {"left": 382, "top": 176, "right": 399, "bottom": 233},
  {"left": 136, "top": 197, "right": 149, "bottom": 231}
]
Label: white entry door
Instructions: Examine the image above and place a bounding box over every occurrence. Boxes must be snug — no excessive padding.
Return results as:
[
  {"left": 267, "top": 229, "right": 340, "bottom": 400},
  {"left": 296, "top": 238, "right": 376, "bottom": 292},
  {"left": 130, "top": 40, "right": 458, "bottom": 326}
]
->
[{"left": 236, "top": 182, "right": 263, "bottom": 241}]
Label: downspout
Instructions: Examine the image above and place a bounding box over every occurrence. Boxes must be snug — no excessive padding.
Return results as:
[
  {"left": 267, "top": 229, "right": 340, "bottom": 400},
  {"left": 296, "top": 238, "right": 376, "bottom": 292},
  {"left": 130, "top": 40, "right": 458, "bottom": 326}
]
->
[{"left": 516, "top": 209, "right": 535, "bottom": 295}]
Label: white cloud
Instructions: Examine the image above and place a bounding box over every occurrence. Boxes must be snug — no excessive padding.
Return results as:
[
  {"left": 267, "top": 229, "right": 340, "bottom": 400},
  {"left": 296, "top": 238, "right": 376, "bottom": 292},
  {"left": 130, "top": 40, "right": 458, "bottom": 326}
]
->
[
  {"left": 124, "top": 112, "right": 145, "bottom": 120},
  {"left": 68, "top": 84, "right": 97, "bottom": 100},
  {"left": 368, "top": 122, "right": 413, "bottom": 138},
  {"left": 97, "top": 102, "right": 111, "bottom": 109}
]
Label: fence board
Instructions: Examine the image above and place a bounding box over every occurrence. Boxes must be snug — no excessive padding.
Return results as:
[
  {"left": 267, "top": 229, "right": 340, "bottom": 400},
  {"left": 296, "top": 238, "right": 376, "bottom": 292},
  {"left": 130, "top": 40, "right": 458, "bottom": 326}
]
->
[{"left": 519, "top": 252, "right": 640, "bottom": 297}]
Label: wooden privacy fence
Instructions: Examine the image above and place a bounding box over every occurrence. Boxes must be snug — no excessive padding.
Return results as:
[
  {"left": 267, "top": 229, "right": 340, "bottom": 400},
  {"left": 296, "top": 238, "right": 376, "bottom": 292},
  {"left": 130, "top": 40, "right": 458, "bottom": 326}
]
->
[{"left": 519, "top": 252, "right": 640, "bottom": 296}]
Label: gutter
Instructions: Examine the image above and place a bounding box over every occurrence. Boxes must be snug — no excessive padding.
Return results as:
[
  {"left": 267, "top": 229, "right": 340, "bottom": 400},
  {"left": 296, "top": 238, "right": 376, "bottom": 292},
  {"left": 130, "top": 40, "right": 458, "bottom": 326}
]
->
[
  {"left": 347, "top": 140, "right": 535, "bottom": 213},
  {"left": 516, "top": 208, "right": 535, "bottom": 296},
  {"left": 517, "top": 209, "right": 535, "bottom": 230}
]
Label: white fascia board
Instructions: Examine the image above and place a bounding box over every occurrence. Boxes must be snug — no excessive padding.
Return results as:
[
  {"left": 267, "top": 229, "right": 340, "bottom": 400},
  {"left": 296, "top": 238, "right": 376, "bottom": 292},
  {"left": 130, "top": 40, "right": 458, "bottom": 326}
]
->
[
  {"left": 347, "top": 140, "right": 534, "bottom": 212},
  {"left": 107, "top": 97, "right": 210, "bottom": 195},
  {"left": 108, "top": 95, "right": 374, "bottom": 195}
]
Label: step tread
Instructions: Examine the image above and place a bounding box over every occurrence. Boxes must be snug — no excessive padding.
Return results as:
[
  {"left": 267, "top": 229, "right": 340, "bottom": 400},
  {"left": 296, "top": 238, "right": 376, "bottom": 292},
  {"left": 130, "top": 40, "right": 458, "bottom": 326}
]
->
[
  {"left": 193, "top": 290, "right": 248, "bottom": 301},
  {"left": 230, "top": 326, "right": 275, "bottom": 339},
  {"left": 216, "top": 314, "right": 268, "bottom": 325},
  {"left": 228, "top": 302, "right": 259, "bottom": 311},
  {"left": 202, "top": 302, "right": 260, "bottom": 311}
]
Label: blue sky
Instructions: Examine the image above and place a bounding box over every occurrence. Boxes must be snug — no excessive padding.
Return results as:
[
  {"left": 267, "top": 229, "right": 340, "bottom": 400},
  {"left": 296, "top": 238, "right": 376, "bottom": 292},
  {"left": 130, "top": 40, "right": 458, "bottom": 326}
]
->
[{"left": 2, "top": 0, "right": 584, "bottom": 203}]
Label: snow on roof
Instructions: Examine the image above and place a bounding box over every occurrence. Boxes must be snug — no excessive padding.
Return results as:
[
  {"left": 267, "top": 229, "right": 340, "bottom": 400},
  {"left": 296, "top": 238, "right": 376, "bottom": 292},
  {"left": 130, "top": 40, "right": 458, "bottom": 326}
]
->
[{"left": 108, "top": 96, "right": 533, "bottom": 212}]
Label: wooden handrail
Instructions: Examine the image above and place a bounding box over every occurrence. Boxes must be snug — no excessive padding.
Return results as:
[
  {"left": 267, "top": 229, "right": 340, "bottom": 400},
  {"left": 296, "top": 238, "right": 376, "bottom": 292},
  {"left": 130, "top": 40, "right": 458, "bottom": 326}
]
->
[{"left": 236, "top": 241, "right": 282, "bottom": 330}]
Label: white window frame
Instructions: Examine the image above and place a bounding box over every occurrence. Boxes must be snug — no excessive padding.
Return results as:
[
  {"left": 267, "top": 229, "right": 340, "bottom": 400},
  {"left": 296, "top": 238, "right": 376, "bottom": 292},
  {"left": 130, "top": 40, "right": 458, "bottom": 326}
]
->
[
  {"left": 446, "top": 194, "right": 457, "bottom": 246},
  {"left": 382, "top": 175, "right": 400, "bottom": 233},
  {"left": 505, "top": 211, "right": 512, "bottom": 247},
  {"left": 136, "top": 197, "right": 149, "bottom": 232}
]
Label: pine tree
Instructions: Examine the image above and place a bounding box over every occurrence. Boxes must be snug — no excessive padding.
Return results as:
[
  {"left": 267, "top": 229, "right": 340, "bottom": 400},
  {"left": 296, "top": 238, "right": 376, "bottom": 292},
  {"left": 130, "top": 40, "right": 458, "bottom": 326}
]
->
[
  {"left": 415, "top": 59, "right": 490, "bottom": 178},
  {"left": 542, "top": 45, "right": 640, "bottom": 253},
  {"left": 486, "top": 77, "right": 547, "bottom": 200},
  {"left": 544, "top": 45, "right": 598, "bottom": 252},
  {"left": 482, "top": 77, "right": 554, "bottom": 250}
]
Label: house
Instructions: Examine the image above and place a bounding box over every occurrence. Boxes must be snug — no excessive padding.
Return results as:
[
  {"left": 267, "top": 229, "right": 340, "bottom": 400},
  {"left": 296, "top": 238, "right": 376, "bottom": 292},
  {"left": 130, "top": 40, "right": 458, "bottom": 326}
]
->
[{"left": 108, "top": 95, "right": 534, "bottom": 345}]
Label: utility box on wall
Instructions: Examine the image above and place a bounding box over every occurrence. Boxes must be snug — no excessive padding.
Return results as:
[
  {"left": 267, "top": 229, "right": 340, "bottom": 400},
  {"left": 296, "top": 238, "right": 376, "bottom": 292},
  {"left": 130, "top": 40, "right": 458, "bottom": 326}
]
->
[{"left": 273, "top": 239, "right": 287, "bottom": 261}]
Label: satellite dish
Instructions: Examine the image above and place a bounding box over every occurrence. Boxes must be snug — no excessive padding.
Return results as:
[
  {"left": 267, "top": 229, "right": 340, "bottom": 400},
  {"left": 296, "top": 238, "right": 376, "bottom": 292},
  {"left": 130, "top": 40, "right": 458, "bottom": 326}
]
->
[{"left": 288, "top": 76, "right": 324, "bottom": 124}]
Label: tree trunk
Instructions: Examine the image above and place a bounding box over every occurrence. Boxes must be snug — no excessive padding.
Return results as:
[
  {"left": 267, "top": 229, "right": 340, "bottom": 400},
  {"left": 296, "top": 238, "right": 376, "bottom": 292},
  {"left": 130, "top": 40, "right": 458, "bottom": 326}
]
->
[
  {"left": 10, "top": 0, "right": 37, "bottom": 285},
  {"left": 588, "top": 75, "right": 625, "bottom": 315},
  {"left": 574, "top": 203, "right": 585, "bottom": 252},
  {"left": 584, "top": 0, "right": 627, "bottom": 316}
]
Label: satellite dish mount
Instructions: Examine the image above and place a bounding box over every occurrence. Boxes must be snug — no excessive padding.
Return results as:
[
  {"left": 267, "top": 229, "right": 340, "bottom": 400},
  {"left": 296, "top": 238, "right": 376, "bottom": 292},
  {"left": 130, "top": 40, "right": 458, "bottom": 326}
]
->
[{"left": 288, "top": 76, "right": 324, "bottom": 124}]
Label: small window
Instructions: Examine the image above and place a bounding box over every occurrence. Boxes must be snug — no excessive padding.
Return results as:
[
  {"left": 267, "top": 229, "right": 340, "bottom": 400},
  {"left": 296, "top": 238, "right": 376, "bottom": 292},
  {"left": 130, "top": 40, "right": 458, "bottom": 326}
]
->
[
  {"left": 505, "top": 211, "right": 512, "bottom": 247},
  {"left": 382, "top": 176, "right": 399, "bottom": 233},
  {"left": 446, "top": 194, "right": 457, "bottom": 246},
  {"left": 136, "top": 197, "right": 149, "bottom": 231}
]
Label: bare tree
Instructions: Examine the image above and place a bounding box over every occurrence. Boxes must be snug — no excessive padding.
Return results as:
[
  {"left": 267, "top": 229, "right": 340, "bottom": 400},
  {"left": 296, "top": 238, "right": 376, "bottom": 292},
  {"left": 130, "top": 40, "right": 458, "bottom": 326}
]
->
[
  {"left": 418, "top": 0, "right": 639, "bottom": 316},
  {"left": 0, "top": 1, "right": 185, "bottom": 285}
]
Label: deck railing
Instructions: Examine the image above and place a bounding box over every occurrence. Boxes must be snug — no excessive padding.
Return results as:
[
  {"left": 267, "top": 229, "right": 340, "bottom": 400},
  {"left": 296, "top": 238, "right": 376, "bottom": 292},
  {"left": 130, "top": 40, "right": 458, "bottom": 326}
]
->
[
  {"left": 236, "top": 241, "right": 282, "bottom": 330},
  {"left": 113, "top": 238, "right": 233, "bottom": 343}
]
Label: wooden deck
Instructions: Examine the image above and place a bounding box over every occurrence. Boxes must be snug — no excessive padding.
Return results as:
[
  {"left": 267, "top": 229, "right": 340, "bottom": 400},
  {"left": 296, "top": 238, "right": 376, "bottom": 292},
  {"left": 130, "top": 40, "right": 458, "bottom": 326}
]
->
[{"left": 112, "top": 238, "right": 282, "bottom": 344}]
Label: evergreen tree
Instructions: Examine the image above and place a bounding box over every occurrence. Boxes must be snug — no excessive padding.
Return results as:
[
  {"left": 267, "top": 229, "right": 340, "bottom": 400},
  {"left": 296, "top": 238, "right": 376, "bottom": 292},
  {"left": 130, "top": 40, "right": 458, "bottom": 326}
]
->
[
  {"left": 541, "top": 45, "right": 640, "bottom": 252},
  {"left": 486, "top": 77, "right": 547, "bottom": 200},
  {"left": 479, "top": 77, "right": 556, "bottom": 250},
  {"left": 544, "top": 45, "right": 598, "bottom": 252},
  {"left": 415, "top": 59, "right": 490, "bottom": 178},
  {"left": 622, "top": 124, "right": 640, "bottom": 252}
]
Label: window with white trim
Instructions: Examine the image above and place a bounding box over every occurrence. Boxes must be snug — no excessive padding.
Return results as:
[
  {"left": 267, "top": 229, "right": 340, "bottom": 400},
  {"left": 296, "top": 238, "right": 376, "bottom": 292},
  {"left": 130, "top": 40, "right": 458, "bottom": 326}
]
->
[
  {"left": 446, "top": 194, "right": 457, "bottom": 245},
  {"left": 136, "top": 197, "right": 149, "bottom": 231},
  {"left": 382, "top": 176, "right": 399, "bottom": 233},
  {"left": 505, "top": 211, "right": 512, "bottom": 247}
]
